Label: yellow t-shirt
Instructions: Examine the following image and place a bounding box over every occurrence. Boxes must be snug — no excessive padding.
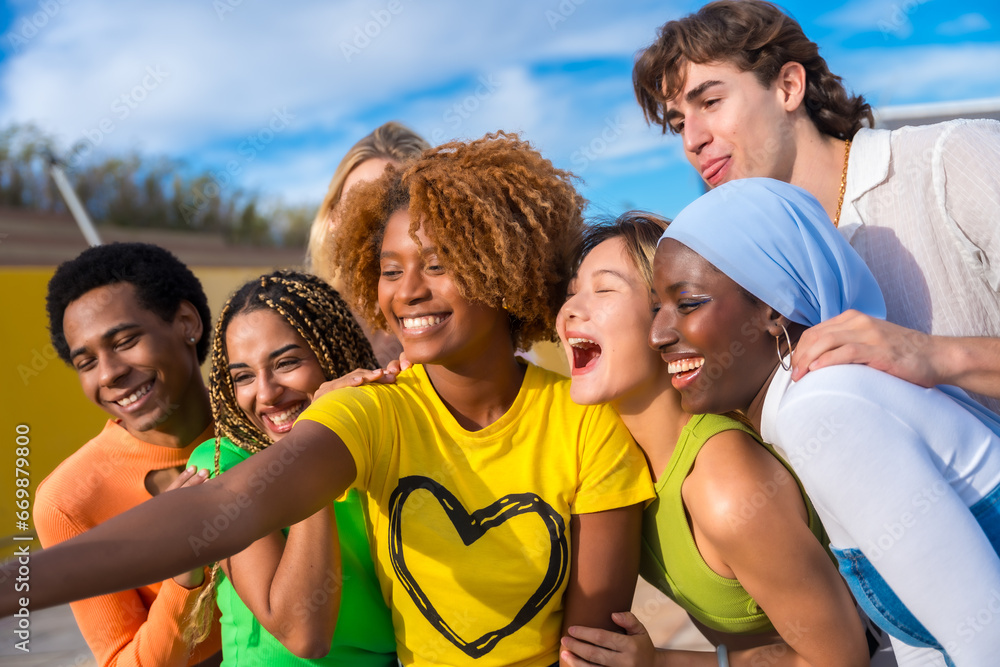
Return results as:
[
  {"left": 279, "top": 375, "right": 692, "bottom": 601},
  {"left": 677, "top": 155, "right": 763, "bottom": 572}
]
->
[{"left": 299, "top": 362, "right": 653, "bottom": 667}]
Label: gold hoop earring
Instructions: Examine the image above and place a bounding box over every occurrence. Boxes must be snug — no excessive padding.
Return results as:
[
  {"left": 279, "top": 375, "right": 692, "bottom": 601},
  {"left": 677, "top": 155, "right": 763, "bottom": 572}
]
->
[{"left": 775, "top": 323, "right": 792, "bottom": 372}]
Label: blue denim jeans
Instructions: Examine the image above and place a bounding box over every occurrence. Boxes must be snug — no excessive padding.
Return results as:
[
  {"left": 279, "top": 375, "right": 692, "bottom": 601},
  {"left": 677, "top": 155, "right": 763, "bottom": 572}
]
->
[{"left": 832, "top": 483, "right": 1000, "bottom": 667}]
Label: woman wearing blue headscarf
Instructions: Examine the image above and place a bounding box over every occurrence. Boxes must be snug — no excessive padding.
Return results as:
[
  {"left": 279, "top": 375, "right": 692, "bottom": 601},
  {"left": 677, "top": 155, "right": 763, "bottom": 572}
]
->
[{"left": 652, "top": 178, "right": 1000, "bottom": 667}]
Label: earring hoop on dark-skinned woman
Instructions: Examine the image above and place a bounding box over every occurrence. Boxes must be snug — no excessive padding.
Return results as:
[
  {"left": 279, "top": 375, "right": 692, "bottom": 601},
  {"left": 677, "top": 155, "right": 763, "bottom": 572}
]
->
[{"left": 775, "top": 323, "right": 792, "bottom": 372}]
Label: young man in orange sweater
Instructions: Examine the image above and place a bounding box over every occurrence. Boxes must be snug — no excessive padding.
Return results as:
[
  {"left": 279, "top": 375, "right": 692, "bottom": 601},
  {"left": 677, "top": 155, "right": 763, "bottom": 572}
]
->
[{"left": 35, "top": 242, "right": 222, "bottom": 666}]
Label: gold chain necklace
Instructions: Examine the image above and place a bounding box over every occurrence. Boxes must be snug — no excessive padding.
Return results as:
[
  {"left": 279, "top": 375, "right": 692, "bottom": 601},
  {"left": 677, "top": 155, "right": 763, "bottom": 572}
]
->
[{"left": 834, "top": 138, "right": 852, "bottom": 228}]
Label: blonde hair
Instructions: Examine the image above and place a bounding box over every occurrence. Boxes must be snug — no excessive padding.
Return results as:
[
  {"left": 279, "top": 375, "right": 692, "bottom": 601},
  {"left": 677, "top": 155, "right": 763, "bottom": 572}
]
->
[
  {"left": 575, "top": 211, "right": 670, "bottom": 289},
  {"left": 306, "top": 122, "right": 429, "bottom": 282}
]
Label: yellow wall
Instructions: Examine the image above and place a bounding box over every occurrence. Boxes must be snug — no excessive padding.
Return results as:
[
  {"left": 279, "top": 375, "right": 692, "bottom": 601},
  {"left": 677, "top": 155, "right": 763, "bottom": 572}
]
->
[{"left": 0, "top": 266, "right": 274, "bottom": 560}]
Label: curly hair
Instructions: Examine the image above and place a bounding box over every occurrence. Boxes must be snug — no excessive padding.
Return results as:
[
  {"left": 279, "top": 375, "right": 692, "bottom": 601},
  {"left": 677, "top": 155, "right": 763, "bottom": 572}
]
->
[
  {"left": 306, "top": 121, "right": 429, "bottom": 283},
  {"left": 186, "top": 269, "right": 376, "bottom": 643},
  {"left": 332, "top": 131, "right": 586, "bottom": 350},
  {"left": 634, "top": 0, "right": 873, "bottom": 140},
  {"left": 575, "top": 211, "right": 671, "bottom": 290},
  {"left": 46, "top": 242, "right": 211, "bottom": 364}
]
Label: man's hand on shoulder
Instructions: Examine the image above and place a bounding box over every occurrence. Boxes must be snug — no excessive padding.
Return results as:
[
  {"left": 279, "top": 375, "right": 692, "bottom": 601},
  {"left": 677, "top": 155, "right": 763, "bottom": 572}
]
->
[{"left": 791, "top": 310, "right": 1000, "bottom": 400}]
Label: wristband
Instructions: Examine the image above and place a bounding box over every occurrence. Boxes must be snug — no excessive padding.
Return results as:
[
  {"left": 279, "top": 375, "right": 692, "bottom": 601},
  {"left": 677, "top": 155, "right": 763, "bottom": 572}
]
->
[{"left": 716, "top": 644, "right": 730, "bottom": 667}]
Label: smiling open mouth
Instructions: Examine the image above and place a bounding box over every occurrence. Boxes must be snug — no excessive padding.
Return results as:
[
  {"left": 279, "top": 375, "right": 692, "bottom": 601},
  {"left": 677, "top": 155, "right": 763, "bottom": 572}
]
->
[
  {"left": 115, "top": 381, "right": 153, "bottom": 407},
  {"left": 568, "top": 337, "right": 602, "bottom": 372},
  {"left": 667, "top": 357, "right": 705, "bottom": 375},
  {"left": 263, "top": 402, "right": 308, "bottom": 429},
  {"left": 401, "top": 314, "right": 449, "bottom": 332}
]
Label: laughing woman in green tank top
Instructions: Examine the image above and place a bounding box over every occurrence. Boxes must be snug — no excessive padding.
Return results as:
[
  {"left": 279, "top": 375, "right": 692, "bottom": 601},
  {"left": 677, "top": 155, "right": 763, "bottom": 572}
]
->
[{"left": 555, "top": 213, "right": 872, "bottom": 667}]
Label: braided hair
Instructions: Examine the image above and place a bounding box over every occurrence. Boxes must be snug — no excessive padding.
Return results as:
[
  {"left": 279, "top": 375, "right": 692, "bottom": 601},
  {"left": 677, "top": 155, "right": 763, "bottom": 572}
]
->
[{"left": 186, "top": 269, "right": 377, "bottom": 643}]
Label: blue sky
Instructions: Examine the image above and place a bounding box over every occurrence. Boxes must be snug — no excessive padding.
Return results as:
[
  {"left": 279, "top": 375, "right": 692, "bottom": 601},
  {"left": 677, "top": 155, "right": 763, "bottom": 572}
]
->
[{"left": 0, "top": 0, "right": 997, "bottom": 223}]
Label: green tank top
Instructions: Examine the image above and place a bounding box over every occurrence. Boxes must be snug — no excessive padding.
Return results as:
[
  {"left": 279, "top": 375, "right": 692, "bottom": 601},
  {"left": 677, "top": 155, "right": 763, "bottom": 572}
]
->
[
  {"left": 188, "top": 438, "right": 397, "bottom": 666},
  {"left": 639, "top": 413, "right": 827, "bottom": 635}
]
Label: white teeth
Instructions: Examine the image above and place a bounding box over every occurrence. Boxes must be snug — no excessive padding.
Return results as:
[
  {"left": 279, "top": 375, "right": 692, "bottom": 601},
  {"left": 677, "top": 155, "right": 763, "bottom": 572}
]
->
[
  {"left": 567, "top": 337, "right": 597, "bottom": 347},
  {"left": 116, "top": 382, "right": 152, "bottom": 407},
  {"left": 402, "top": 315, "right": 445, "bottom": 330},
  {"left": 266, "top": 403, "right": 306, "bottom": 426},
  {"left": 668, "top": 357, "right": 706, "bottom": 374}
]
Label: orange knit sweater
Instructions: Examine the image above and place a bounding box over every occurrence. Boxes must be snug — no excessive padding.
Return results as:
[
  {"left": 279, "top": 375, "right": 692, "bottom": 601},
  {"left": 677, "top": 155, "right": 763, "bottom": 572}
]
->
[{"left": 35, "top": 420, "right": 222, "bottom": 666}]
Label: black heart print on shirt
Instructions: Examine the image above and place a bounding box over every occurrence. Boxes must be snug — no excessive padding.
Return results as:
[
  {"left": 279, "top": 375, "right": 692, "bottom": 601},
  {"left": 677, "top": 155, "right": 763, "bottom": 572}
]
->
[{"left": 388, "top": 475, "right": 568, "bottom": 658}]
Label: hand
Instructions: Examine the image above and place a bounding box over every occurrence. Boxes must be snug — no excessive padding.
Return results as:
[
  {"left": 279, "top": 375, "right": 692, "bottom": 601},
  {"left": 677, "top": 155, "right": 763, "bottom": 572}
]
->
[
  {"left": 164, "top": 466, "right": 211, "bottom": 589},
  {"left": 791, "top": 310, "right": 937, "bottom": 386},
  {"left": 560, "top": 612, "right": 656, "bottom": 667},
  {"left": 163, "top": 465, "right": 210, "bottom": 492},
  {"left": 384, "top": 351, "right": 412, "bottom": 377},
  {"left": 312, "top": 365, "right": 404, "bottom": 400}
]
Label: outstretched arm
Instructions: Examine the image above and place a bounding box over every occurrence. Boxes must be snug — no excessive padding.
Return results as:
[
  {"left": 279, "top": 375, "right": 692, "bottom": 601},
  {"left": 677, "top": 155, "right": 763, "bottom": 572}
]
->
[
  {"left": 33, "top": 470, "right": 218, "bottom": 667},
  {"left": 2, "top": 421, "right": 355, "bottom": 616},
  {"left": 775, "top": 365, "right": 1000, "bottom": 666}
]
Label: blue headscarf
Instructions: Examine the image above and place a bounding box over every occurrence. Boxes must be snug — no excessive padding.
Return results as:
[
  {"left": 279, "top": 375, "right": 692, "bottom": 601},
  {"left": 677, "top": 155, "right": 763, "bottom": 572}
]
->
[{"left": 659, "top": 178, "right": 886, "bottom": 327}]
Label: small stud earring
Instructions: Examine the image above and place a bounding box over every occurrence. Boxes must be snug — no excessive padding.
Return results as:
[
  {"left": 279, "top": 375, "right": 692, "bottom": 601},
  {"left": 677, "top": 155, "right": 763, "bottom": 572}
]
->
[{"left": 188, "top": 337, "right": 196, "bottom": 344}]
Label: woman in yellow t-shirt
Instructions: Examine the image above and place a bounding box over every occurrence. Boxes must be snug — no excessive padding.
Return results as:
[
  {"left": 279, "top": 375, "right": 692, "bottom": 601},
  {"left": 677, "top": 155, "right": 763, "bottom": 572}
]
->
[{"left": 6, "top": 133, "right": 653, "bottom": 667}]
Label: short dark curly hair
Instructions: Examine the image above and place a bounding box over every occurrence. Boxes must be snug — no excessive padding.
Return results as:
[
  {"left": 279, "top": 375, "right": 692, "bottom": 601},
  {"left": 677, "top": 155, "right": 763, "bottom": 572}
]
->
[
  {"left": 332, "top": 131, "right": 586, "bottom": 350},
  {"left": 46, "top": 243, "right": 212, "bottom": 364}
]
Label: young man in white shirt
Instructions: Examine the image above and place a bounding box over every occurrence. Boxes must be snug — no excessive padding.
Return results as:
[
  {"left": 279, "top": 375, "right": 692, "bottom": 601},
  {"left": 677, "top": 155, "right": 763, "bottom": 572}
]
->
[{"left": 634, "top": 0, "right": 1000, "bottom": 413}]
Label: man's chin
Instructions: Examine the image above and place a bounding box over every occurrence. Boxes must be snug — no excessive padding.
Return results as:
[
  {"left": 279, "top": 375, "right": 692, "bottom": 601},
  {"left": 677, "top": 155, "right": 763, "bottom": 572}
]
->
[{"left": 121, "top": 408, "right": 171, "bottom": 434}]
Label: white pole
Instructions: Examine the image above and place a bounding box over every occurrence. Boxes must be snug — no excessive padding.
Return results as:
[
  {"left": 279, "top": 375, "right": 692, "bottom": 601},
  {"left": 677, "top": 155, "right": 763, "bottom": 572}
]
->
[{"left": 48, "top": 160, "right": 102, "bottom": 247}]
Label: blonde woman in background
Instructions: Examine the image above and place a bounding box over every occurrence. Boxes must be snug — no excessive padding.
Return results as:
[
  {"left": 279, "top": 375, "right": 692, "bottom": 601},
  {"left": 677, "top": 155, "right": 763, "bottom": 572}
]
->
[{"left": 306, "top": 122, "right": 429, "bottom": 366}]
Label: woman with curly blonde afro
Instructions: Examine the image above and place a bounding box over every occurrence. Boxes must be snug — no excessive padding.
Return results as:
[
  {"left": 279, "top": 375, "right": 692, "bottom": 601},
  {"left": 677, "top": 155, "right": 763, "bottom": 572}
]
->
[
  {"left": 335, "top": 130, "right": 582, "bottom": 353},
  {"left": 9, "top": 133, "right": 654, "bottom": 667}
]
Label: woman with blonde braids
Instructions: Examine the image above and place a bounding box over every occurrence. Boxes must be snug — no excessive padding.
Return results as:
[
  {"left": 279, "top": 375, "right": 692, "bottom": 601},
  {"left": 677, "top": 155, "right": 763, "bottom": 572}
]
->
[
  {"left": 185, "top": 270, "right": 396, "bottom": 665},
  {"left": 3, "top": 133, "right": 653, "bottom": 667}
]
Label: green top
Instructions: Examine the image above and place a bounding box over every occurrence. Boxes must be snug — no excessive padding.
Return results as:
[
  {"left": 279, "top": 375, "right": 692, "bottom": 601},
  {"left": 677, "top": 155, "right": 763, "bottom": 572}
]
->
[
  {"left": 639, "top": 414, "right": 827, "bottom": 635},
  {"left": 189, "top": 437, "right": 397, "bottom": 666}
]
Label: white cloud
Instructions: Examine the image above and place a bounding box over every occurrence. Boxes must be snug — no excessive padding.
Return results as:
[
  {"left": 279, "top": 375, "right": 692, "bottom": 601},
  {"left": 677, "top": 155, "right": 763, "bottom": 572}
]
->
[
  {"left": 937, "top": 13, "right": 991, "bottom": 37},
  {"left": 839, "top": 43, "right": 1000, "bottom": 107},
  {"left": 1, "top": 0, "right": 994, "bottom": 218},
  {"left": 815, "top": 0, "right": 932, "bottom": 39},
  {"left": 1, "top": 2, "right": 657, "bottom": 154},
  {"left": 539, "top": 7, "right": 681, "bottom": 58}
]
